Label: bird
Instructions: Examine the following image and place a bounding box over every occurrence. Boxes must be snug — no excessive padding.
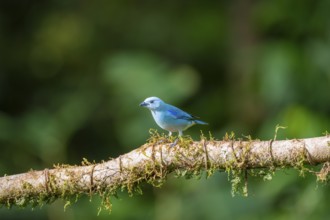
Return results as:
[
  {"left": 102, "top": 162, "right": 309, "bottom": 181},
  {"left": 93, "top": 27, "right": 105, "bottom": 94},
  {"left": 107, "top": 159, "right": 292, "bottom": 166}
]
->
[{"left": 140, "top": 97, "right": 208, "bottom": 136}]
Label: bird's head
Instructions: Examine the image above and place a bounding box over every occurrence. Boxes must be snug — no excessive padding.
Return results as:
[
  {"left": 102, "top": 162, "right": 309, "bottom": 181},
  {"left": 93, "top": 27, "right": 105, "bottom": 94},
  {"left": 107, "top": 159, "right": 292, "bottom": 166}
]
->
[{"left": 140, "top": 97, "right": 164, "bottom": 110}]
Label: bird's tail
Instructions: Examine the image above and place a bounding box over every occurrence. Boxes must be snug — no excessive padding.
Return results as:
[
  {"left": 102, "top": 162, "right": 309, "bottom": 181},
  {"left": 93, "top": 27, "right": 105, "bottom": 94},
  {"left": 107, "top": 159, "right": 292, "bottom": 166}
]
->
[{"left": 194, "top": 120, "right": 208, "bottom": 125}]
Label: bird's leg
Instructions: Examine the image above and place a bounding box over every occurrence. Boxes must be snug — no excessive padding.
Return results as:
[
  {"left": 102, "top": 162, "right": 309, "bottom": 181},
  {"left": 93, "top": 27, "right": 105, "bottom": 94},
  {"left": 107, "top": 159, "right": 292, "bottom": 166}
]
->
[
  {"left": 170, "top": 130, "right": 183, "bottom": 147},
  {"left": 170, "top": 138, "right": 179, "bottom": 147},
  {"left": 166, "top": 131, "right": 173, "bottom": 143}
]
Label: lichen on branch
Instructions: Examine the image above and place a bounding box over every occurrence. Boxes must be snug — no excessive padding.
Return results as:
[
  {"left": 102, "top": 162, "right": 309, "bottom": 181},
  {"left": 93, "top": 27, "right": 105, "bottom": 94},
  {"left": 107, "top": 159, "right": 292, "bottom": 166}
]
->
[{"left": 0, "top": 131, "right": 330, "bottom": 213}]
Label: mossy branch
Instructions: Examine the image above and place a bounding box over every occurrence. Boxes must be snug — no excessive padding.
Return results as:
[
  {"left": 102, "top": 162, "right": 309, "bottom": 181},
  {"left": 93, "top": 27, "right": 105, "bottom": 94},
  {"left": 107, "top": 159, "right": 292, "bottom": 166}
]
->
[{"left": 1, "top": 134, "right": 330, "bottom": 212}]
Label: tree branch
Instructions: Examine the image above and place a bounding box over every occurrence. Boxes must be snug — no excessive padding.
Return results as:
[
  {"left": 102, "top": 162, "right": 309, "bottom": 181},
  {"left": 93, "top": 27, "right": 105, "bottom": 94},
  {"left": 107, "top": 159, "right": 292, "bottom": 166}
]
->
[{"left": 1, "top": 135, "right": 330, "bottom": 210}]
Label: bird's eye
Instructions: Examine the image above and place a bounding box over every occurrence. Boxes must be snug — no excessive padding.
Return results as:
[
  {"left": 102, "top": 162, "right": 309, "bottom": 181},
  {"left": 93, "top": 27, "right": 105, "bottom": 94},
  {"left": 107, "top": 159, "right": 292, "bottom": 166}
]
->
[{"left": 150, "top": 100, "right": 154, "bottom": 104}]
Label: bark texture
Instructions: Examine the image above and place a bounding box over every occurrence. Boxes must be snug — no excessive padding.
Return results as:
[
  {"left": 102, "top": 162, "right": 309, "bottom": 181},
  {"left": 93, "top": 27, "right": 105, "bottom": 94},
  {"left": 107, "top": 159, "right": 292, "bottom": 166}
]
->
[{"left": 0, "top": 135, "right": 329, "bottom": 209}]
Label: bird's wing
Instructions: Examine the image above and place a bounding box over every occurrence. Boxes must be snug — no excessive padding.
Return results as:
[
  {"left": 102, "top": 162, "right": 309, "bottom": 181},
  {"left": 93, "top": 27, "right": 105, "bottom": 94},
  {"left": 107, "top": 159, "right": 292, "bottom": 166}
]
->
[{"left": 167, "top": 105, "right": 196, "bottom": 121}]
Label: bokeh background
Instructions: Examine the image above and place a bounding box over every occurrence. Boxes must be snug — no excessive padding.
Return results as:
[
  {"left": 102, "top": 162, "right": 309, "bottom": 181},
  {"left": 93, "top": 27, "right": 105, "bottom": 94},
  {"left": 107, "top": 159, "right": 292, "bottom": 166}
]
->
[{"left": 1, "top": 0, "right": 330, "bottom": 219}]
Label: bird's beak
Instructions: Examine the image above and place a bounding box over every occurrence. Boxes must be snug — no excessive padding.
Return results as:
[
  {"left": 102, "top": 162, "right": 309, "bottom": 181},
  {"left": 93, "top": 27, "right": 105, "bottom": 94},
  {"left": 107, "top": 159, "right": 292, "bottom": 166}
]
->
[{"left": 140, "top": 102, "right": 148, "bottom": 107}]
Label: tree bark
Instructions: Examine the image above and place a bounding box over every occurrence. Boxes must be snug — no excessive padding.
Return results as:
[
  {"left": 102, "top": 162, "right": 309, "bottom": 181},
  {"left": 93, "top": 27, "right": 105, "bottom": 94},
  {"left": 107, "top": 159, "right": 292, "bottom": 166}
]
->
[{"left": 0, "top": 135, "right": 329, "bottom": 209}]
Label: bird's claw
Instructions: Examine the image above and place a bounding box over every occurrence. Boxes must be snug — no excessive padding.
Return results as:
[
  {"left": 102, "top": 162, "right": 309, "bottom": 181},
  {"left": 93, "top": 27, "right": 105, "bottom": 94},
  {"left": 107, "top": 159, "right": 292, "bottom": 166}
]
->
[{"left": 170, "top": 138, "right": 179, "bottom": 147}]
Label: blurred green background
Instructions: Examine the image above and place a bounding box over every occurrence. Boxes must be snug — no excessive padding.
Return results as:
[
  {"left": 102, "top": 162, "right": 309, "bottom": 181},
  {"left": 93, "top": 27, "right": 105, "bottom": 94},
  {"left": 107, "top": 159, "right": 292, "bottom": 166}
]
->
[{"left": 1, "top": 0, "right": 330, "bottom": 219}]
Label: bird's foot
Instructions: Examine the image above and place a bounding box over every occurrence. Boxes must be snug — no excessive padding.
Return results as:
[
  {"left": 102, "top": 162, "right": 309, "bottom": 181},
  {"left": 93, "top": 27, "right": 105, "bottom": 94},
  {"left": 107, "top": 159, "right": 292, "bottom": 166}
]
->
[
  {"left": 155, "top": 134, "right": 173, "bottom": 145},
  {"left": 156, "top": 139, "right": 168, "bottom": 144},
  {"left": 170, "top": 138, "right": 179, "bottom": 147}
]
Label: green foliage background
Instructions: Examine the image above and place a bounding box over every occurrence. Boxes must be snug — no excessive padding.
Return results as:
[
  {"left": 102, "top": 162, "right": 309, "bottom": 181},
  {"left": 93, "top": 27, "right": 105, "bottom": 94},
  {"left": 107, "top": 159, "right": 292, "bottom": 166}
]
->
[{"left": 0, "top": 1, "right": 329, "bottom": 219}]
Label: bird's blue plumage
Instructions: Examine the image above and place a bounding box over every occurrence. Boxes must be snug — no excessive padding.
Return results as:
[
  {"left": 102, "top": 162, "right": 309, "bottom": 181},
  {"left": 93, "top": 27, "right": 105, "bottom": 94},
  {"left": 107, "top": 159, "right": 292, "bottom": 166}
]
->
[
  {"left": 167, "top": 107, "right": 193, "bottom": 120},
  {"left": 140, "top": 97, "right": 208, "bottom": 136}
]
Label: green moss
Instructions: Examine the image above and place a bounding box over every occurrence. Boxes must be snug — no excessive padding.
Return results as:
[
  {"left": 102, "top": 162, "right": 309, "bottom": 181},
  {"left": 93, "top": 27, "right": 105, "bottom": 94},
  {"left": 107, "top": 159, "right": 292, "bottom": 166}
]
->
[
  {"left": 316, "top": 162, "right": 330, "bottom": 183},
  {"left": 2, "top": 129, "right": 328, "bottom": 214}
]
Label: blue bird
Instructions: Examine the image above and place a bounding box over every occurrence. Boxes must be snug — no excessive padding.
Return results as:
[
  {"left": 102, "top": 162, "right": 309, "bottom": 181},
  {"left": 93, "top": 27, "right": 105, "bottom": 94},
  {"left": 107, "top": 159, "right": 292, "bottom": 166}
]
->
[{"left": 140, "top": 97, "right": 208, "bottom": 136}]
